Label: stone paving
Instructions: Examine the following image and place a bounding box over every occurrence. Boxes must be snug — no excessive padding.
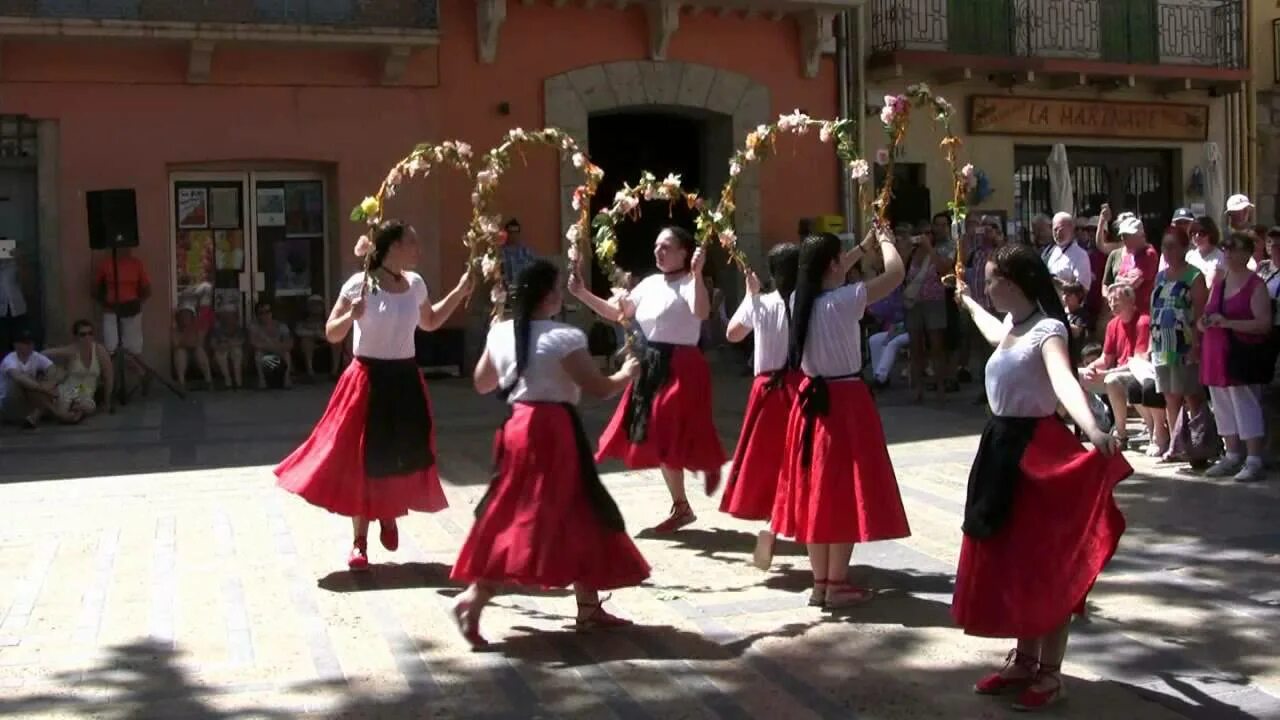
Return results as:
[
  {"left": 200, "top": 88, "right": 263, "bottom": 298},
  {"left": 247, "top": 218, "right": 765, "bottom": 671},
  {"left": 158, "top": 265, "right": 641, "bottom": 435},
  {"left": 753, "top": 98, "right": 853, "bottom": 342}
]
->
[{"left": 0, "top": 365, "right": 1279, "bottom": 719}]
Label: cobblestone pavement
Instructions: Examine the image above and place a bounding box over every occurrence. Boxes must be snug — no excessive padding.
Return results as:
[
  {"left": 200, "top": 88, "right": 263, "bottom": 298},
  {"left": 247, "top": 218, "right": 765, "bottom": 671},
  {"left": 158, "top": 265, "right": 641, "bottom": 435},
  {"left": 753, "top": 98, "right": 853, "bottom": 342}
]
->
[{"left": 1, "top": 365, "right": 1279, "bottom": 719}]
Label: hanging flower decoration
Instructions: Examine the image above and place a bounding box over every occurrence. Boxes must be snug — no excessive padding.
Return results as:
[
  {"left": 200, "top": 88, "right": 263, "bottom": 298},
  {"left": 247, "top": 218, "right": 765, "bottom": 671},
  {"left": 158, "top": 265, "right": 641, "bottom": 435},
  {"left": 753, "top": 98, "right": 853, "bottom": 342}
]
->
[
  {"left": 590, "top": 171, "right": 707, "bottom": 279},
  {"left": 883, "top": 83, "right": 970, "bottom": 282},
  {"left": 714, "top": 109, "right": 864, "bottom": 272},
  {"left": 349, "top": 140, "right": 474, "bottom": 295},
  {"left": 469, "top": 127, "right": 603, "bottom": 321}
]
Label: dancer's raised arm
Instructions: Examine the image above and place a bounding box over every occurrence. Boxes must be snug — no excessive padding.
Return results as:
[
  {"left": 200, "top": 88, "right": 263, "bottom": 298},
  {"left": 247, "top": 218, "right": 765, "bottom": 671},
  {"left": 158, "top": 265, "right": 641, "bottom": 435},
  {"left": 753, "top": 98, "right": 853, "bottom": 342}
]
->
[
  {"left": 954, "top": 278, "right": 1007, "bottom": 347},
  {"left": 864, "top": 231, "right": 905, "bottom": 305},
  {"left": 567, "top": 262, "right": 632, "bottom": 322}
]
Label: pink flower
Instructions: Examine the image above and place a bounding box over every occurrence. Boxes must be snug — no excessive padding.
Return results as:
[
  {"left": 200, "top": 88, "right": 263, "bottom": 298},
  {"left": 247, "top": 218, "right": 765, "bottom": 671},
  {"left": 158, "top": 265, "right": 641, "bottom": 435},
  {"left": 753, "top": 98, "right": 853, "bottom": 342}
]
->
[
  {"left": 353, "top": 235, "right": 374, "bottom": 258},
  {"left": 875, "top": 148, "right": 890, "bottom": 165},
  {"left": 819, "top": 123, "right": 834, "bottom": 143},
  {"left": 849, "top": 159, "right": 871, "bottom": 183}
]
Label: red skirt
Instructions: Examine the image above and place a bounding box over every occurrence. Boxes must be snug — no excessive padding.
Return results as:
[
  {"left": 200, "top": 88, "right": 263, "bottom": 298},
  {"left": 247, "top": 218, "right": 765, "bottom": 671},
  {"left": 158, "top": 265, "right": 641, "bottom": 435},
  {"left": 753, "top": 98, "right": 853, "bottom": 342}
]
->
[
  {"left": 720, "top": 371, "right": 803, "bottom": 520},
  {"left": 596, "top": 345, "right": 727, "bottom": 476},
  {"left": 952, "top": 417, "right": 1130, "bottom": 638},
  {"left": 451, "top": 403, "right": 651, "bottom": 590},
  {"left": 274, "top": 360, "right": 447, "bottom": 520},
  {"left": 771, "top": 378, "right": 911, "bottom": 544}
]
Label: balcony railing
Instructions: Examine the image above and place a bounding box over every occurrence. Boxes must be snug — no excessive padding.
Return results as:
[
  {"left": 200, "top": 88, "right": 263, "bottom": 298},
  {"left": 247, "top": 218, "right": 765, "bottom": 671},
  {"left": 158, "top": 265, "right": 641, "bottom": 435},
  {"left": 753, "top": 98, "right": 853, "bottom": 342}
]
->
[
  {"left": 870, "top": 0, "right": 1243, "bottom": 69},
  {"left": 0, "top": 0, "right": 439, "bottom": 29}
]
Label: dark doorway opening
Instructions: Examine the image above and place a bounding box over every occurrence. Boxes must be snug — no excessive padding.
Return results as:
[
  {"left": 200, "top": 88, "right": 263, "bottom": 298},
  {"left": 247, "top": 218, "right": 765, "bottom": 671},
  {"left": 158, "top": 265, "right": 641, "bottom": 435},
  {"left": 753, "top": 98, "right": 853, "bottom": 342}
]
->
[{"left": 588, "top": 112, "right": 704, "bottom": 294}]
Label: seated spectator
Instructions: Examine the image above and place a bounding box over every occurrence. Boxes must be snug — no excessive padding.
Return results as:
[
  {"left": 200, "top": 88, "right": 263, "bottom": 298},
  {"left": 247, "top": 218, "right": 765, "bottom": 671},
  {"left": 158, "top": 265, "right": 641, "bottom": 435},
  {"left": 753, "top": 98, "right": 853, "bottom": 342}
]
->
[
  {"left": 249, "top": 299, "right": 294, "bottom": 389},
  {"left": 1079, "top": 284, "right": 1165, "bottom": 451},
  {"left": 43, "top": 319, "right": 113, "bottom": 417},
  {"left": 1062, "top": 281, "right": 1091, "bottom": 361},
  {"left": 172, "top": 304, "right": 213, "bottom": 391},
  {"left": 294, "top": 294, "right": 338, "bottom": 381},
  {"left": 209, "top": 304, "right": 246, "bottom": 389},
  {"left": 867, "top": 286, "right": 907, "bottom": 388},
  {"left": 0, "top": 330, "right": 81, "bottom": 428}
]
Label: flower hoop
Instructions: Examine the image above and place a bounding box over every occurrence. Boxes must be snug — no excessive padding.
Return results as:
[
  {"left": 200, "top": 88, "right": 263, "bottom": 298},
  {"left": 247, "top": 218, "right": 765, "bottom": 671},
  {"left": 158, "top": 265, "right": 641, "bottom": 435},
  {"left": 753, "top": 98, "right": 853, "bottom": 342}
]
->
[
  {"left": 349, "top": 140, "right": 474, "bottom": 295},
  {"left": 590, "top": 171, "right": 708, "bottom": 280},
  {"left": 468, "top": 127, "right": 604, "bottom": 319},
  {"left": 712, "top": 110, "right": 863, "bottom": 271},
  {"left": 878, "top": 84, "right": 971, "bottom": 281}
]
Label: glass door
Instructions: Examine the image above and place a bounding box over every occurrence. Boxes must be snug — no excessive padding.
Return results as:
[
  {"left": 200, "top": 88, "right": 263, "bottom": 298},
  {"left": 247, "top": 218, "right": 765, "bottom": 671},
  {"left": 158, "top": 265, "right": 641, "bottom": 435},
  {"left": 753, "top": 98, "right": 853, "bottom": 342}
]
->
[{"left": 248, "top": 173, "right": 327, "bottom": 330}]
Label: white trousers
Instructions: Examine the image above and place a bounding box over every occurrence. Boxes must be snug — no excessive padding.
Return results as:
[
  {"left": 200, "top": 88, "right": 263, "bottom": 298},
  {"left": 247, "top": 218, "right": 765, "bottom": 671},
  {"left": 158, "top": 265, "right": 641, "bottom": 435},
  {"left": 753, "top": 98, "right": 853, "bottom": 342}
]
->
[
  {"left": 102, "top": 313, "right": 143, "bottom": 355},
  {"left": 1208, "top": 384, "right": 1265, "bottom": 441},
  {"left": 868, "top": 331, "right": 910, "bottom": 382}
]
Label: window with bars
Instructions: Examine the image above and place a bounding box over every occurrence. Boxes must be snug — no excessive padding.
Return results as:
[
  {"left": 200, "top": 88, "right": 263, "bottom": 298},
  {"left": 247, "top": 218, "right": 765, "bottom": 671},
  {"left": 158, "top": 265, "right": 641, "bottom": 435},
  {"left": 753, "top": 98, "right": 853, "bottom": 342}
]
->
[{"left": 0, "top": 116, "right": 38, "bottom": 161}]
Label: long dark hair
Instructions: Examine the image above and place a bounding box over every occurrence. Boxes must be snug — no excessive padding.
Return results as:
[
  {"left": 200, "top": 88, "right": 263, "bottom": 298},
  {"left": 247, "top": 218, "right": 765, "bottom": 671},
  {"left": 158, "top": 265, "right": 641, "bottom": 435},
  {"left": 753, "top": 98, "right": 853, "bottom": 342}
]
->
[
  {"left": 768, "top": 242, "right": 801, "bottom": 357},
  {"left": 501, "top": 259, "right": 560, "bottom": 400},
  {"left": 368, "top": 220, "right": 407, "bottom": 273},
  {"left": 1194, "top": 215, "right": 1221, "bottom": 248},
  {"left": 788, "top": 233, "right": 842, "bottom": 369},
  {"left": 989, "top": 243, "right": 1069, "bottom": 330},
  {"left": 662, "top": 226, "right": 696, "bottom": 272}
]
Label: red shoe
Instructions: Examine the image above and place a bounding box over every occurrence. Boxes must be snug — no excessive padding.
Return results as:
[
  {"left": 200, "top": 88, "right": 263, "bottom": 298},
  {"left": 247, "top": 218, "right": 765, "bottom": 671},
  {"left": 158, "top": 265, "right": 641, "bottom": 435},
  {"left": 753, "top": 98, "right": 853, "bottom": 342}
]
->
[
  {"left": 575, "top": 597, "right": 633, "bottom": 631},
  {"left": 1012, "top": 667, "right": 1065, "bottom": 711},
  {"left": 651, "top": 502, "right": 696, "bottom": 534},
  {"left": 823, "top": 581, "right": 874, "bottom": 610},
  {"left": 379, "top": 518, "right": 399, "bottom": 552},
  {"left": 974, "top": 649, "right": 1037, "bottom": 695},
  {"left": 348, "top": 537, "right": 370, "bottom": 572},
  {"left": 451, "top": 597, "right": 489, "bottom": 649}
]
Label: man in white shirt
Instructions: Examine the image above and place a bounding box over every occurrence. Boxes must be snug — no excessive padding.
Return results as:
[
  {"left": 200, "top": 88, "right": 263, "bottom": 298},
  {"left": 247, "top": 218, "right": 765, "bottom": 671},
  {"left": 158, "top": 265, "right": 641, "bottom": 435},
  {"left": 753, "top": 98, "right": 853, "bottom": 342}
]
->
[
  {"left": 1044, "top": 211, "right": 1094, "bottom": 293},
  {"left": 0, "top": 330, "right": 80, "bottom": 428}
]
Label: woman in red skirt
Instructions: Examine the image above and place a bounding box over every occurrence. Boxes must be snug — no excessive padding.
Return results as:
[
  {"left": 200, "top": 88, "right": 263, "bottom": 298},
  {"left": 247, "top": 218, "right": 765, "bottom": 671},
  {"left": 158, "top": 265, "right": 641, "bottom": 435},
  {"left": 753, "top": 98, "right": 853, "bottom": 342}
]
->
[
  {"left": 953, "top": 243, "right": 1130, "bottom": 711},
  {"left": 275, "top": 221, "right": 473, "bottom": 570},
  {"left": 722, "top": 242, "right": 801, "bottom": 569},
  {"left": 569, "top": 226, "right": 726, "bottom": 533},
  {"left": 773, "top": 231, "right": 911, "bottom": 609},
  {"left": 452, "top": 259, "right": 649, "bottom": 648}
]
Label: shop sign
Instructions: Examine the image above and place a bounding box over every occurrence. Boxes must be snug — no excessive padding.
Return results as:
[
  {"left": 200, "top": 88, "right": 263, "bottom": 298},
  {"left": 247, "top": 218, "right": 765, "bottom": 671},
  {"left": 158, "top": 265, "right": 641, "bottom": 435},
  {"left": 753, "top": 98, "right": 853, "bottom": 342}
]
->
[{"left": 969, "top": 96, "right": 1208, "bottom": 142}]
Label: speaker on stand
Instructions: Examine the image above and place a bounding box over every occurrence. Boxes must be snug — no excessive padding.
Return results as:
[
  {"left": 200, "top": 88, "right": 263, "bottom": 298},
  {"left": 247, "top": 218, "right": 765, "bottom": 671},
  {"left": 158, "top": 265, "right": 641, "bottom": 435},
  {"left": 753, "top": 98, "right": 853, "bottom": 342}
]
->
[{"left": 86, "top": 189, "right": 184, "bottom": 410}]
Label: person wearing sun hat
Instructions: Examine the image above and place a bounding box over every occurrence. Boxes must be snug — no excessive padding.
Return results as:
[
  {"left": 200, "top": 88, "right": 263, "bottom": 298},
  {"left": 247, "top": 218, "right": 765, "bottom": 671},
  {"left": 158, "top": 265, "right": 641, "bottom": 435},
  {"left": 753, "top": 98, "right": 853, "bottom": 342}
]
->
[{"left": 1226, "top": 194, "right": 1254, "bottom": 233}]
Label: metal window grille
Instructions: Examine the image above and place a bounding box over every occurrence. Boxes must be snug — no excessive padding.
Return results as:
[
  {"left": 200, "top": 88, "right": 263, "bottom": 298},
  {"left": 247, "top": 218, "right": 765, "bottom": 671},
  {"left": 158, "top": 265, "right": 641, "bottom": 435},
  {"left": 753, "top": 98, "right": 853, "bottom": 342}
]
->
[{"left": 0, "top": 115, "right": 38, "bottom": 160}]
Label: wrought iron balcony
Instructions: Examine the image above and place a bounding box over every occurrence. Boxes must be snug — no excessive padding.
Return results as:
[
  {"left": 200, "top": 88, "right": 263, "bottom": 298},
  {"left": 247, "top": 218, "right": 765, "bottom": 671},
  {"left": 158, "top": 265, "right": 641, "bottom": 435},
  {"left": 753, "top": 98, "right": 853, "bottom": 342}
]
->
[
  {"left": 0, "top": 0, "right": 439, "bottom": 29},
  {"left": 870, "top": 0, "right": 1243, "bottom": 69}
]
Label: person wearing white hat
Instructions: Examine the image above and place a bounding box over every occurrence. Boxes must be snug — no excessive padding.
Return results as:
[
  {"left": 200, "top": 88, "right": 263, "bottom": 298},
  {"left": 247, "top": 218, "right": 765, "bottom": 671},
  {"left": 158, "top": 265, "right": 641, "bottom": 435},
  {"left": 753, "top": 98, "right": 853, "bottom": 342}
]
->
[
  {"left": 1226, "top": 194, "right": 1254, "bottom": 233},
  {"left": 1104, "top": 216, "right": 1158, "bottom": 316}
]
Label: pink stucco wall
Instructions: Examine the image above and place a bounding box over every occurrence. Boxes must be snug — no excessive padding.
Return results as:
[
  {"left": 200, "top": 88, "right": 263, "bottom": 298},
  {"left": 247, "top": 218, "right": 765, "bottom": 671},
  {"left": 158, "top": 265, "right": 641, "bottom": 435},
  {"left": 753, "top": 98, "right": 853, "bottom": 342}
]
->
[{"left": 0, "top": 0, "right": 840, "bottom": 363}]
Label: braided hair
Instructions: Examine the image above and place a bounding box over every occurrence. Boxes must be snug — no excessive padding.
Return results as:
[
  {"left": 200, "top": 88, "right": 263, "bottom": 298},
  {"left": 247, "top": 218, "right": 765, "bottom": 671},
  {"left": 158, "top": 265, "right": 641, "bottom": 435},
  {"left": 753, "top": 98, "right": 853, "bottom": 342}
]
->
[
  {"left": 501, "top": 258, "right": 561, "bottom": 401},
  {"left": 788, "top": 233, "right": 843, "bottom": 370}
]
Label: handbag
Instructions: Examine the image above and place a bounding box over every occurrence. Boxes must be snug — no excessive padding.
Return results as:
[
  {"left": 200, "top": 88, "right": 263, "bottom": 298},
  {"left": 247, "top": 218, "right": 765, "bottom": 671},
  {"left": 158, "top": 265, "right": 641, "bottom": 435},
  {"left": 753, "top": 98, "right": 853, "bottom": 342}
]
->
[{"left": 1218, "top": 278, "right": 1279, "bottom": 385}]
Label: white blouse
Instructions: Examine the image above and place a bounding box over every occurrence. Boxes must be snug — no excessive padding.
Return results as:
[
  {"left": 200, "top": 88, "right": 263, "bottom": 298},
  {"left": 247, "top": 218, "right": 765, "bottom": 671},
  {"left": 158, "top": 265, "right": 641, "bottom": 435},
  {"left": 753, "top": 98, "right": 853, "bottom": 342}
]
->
[
  {"left": 795, "top": 283, "right": 868, "bottom": 378},
  {"left": 984, "top": 317, "right": 1067, "bottom": 418},
  {"left": 729, "top": 290, "right": 790, "bottom": 375},
  {"left": 629, "top": 272, "right": 701, "bottom": 345},
  {"left": 486, "top": 319, "right": 587, "bottom": 405},
  {"left": 340, "top": 271, "right": 429, "bottom": 360}
]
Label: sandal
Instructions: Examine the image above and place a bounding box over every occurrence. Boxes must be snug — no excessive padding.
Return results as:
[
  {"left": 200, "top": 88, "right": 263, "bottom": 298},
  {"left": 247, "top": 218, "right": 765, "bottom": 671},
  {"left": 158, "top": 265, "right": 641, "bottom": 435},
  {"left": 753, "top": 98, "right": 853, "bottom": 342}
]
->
[
  {"left": 752, "top": 530, "right": 776, "bottom": 571},
  {"left": 808, "top": 580, "right": 827, "bottom": 607},
  {"left": 974, "top": 649, "right": 1038, "bottom": 696},
  {"left": 823, "top": 581, "right": 874, "bottom": 610},
  {"left": 347, "top": 536, "right": 370, "bottom": 572},
  {"left": 575, "top": 597, "right": 633, "bottom": 631},
  {"left": 1012, "top": 664, "right": 1066, "bottom": 711},
  {"left": 651, "top": 501, "right": 696, "bottom": 534},
  {"left": 451, "top": 597, "right": 488, "bottom": 649}
]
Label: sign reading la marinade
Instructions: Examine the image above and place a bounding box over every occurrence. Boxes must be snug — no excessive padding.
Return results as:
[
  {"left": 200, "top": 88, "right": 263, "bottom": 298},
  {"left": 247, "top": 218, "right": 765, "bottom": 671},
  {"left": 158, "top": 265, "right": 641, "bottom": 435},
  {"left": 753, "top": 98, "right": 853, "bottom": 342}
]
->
[{"left": 969, "top": 95, "right": 1209, "bottom": 142}]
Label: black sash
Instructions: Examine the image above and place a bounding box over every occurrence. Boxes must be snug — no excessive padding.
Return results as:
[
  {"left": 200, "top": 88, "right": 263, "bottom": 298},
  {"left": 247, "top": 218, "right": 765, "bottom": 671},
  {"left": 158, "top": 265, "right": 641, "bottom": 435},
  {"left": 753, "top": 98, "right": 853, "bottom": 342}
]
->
[
  {"left": 963, "top": 415, "right": 1041, "bottom": 538},
  {"left": 797, "top": 373, "right": 861, "bottom": 468},
  {"left": 360, "top": 357, "right": 435, "bottom": 479},
  {"left": 477, "top": 402, "right": 626, "bottom": 532},
  {"left": 622, "top": 341, "right": 681, "bottom": 443}
]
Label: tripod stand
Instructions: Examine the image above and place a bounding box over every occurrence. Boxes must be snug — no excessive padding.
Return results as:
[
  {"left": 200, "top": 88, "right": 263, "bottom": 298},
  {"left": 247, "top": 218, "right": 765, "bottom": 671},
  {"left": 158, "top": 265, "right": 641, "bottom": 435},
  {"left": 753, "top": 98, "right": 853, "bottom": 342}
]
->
[{"left": 104, "top": 238, "right": 184, "bottom": 411}]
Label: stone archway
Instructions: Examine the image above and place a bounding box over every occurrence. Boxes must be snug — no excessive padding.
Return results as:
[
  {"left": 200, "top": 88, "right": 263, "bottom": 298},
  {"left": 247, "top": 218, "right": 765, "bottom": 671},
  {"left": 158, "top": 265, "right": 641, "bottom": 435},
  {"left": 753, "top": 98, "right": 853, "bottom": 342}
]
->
[{"left": 544, "top": 60, "right": 771, "bottom": 271}]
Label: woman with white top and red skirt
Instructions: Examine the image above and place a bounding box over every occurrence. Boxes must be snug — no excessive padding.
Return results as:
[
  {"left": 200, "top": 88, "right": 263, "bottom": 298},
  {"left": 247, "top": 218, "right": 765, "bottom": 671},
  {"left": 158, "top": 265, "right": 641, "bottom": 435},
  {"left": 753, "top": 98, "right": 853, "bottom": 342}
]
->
[
  {"left": 569, "top": 226, "right": 727, "bottom": 533},
  {"left": 721, "top": 242, "right": 801, "bottom": 568},
  {"left": 773, "top": 231, "right": 912, "bottom": 609},
  {"left": 276, "top": 221, "right": 473, "bottom": 570},
  {"left": 452, "top": 260, "right": 650, "bottom": 647},
  {"left": 953, "top": 242, "right": 1130, "bottom": 711}
]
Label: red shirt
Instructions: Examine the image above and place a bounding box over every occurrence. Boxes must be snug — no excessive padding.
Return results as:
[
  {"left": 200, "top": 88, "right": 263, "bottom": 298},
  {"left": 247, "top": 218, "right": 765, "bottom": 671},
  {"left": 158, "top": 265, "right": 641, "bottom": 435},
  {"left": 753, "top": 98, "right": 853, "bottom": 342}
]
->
[
  {"left": 1104, "top": 312, "right": 1151, "bottom": 366},
  {"left": 95, "top": 256, "right": 150, "bottom": 305},
  {"left": 1117, "top": 245, "right": 1159, "bottom": 314}
]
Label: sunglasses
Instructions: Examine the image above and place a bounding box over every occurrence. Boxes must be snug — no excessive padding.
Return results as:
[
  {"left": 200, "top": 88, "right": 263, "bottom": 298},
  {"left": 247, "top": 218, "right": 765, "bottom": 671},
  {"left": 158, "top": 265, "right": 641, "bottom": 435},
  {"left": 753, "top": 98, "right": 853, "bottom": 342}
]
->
[{"left": 77, "top": 330, "right": 94, "bottom": 337}]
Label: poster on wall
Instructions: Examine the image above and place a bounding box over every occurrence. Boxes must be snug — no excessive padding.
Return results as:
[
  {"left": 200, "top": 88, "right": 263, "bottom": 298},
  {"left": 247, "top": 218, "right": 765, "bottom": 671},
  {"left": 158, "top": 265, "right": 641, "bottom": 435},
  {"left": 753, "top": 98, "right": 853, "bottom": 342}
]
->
[
  {"left": 215, "top": 229, "right": 245, "bottom": 271},
  {"left": 175, "top": 230, "right": 214, "bottom": 288},
  {"left": 273, "top": 237, "right": 312, "bottom": 297},
  {"left": 256, "top": 187, "right": 285, "bottom": 227},
  {"left": 209, "top": 187, "right": 240, "bottom": 229},
  {"left": 177, "top": 188, "right": 208, "bottom": 229},
  {"left": 285, "top": 182, "right": 324, "bottom": 236}
]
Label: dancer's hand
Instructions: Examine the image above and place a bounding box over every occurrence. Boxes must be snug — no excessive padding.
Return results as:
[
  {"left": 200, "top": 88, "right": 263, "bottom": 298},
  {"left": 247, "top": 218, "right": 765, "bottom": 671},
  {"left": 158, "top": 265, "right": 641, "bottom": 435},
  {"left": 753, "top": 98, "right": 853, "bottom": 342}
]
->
[
  {"left": 691, "top": 246, "right": 707, "bottom": 274},
  {"left": 456, "top": 270, "right": 475, "bottom": 297},
  {"left": 567, "top": 265, "right": 585, "bottom": 296},
  {"left": 620, "top": 354, "right": 641, "bottom": 379},
  {"left": 745, "top": 271, "right": 761, "bottom": 295},
  {"left": 1089, "top": 429, "right": 1119, "bottom": 456},
  {"left": 952, "top": 278, "right": 971, "bottom": 305},
  {"left": 349, "top": 297, "right": 367, "bottom": 320}
]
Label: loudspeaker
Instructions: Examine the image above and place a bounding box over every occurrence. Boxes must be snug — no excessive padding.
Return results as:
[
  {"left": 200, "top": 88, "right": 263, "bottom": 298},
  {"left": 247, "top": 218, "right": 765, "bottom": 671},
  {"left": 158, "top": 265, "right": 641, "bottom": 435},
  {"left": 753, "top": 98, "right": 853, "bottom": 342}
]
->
[{"left": 86, "top": 189, "right": 139, "bottom": 249}]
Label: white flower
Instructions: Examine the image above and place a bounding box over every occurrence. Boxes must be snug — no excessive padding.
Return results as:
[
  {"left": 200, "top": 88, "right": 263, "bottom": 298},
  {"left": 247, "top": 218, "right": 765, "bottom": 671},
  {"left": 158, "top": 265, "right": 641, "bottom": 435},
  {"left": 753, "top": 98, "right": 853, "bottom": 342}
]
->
[
  {"left": 908, "top": 82, "right": 931, "bottom": 97},
  {"left": 778, "top": 109, "right": 810, "bottom": 132},
  {"left": 568, "top": 242, "right": 579, "bottom": 264},
  {"left": 571, "top": 193, "right": 583, "bottom": 211},
  {"left": 642, "top": 187, "right": 654, "bottom": 201},
  {"left": 471, "top": 192, "right": 481, "bottom": 205},
  {"left": 819, "top": 123, "right": 834, "bottom": 143},
  {"left": 880, "top": 105, "right": 896, "bottom": 126},
  {"left": 961, "top": 163, "right": 975, "bottom": 179},
  {"left": 729, "top": 161, "right": 742, "bottom": 177},
  {"left": 480, "top": 255, "right": 497, "bottom": 278},
  {"left": 490, "top": 286, "right": 507, "bottom": 305},
  {"left": 476, "top": 169, "right": 498, "bottom": 189},
  {"left": 566, "top": 224, "right": 584, "bottom": 244},
  {"left": 719, "top": 228, "right": 737, "bottom": 247},
  {"left": 572, "top": 152, "right": 586, "bottom": 169},
  {"left": 849, "top": 159, "right": 871, "bottom": 183},
  {"left": 454, "top": 142, "right": 473, "bottom": 159},
  {"left": 744, "top": 148, "right": 756, "bottom": 162},
  {"left": 619, "top": 195, "right": 640, "bottom": 213},
  {"left": 756, "top": 124, "right": 770, "bottom": 136},
  {"left": 386, "top": 167, "right": 404, "bottom": 188},
  {"left": 509, "top": 127, "right": 527, "bottom": 141},
  {"left": 479, "top": 215, "right": 502, "bottom": 235}
]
